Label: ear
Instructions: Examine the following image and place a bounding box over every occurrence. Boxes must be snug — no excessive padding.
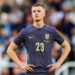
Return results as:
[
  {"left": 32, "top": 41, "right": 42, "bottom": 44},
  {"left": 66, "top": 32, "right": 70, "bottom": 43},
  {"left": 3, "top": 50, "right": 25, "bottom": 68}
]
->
[{"left": 44, "top": 11, "right": 46, "bottom": 17}]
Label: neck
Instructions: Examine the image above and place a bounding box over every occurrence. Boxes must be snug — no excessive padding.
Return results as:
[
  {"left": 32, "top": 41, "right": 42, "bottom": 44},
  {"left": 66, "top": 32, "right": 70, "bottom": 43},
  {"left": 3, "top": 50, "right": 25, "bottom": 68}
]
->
[{"left": 33, "top": 20, "right": 44, "bottom": 28}]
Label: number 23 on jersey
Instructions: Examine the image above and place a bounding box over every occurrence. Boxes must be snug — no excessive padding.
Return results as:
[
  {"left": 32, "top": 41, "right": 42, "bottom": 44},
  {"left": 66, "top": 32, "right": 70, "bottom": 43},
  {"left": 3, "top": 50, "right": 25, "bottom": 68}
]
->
[{"left": 35, "top": 42, "right": 44, "bottom": 52}]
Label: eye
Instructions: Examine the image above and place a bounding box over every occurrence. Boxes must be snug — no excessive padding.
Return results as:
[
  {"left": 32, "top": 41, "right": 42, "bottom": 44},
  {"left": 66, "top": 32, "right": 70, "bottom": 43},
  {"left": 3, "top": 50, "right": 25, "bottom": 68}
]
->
[
  {"left": 33, "top": 10, "right": 36, "bottom": 13},
  {"left": 37, "top": 10, "right": 41, "bottom": 13}
]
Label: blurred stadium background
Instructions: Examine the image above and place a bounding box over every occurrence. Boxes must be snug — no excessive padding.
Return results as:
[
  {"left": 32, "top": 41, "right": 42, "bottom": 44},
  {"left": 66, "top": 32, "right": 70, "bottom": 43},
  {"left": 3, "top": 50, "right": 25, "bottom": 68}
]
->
[{"left": 0, "top": 0, "right": 75, "bottom": 75}]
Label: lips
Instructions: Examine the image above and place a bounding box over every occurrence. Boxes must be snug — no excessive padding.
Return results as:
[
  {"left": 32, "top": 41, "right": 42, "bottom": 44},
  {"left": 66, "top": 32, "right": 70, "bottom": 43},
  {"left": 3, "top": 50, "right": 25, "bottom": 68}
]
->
[{"left": 35, "top": 16, "right": 39, "bottom": 18}]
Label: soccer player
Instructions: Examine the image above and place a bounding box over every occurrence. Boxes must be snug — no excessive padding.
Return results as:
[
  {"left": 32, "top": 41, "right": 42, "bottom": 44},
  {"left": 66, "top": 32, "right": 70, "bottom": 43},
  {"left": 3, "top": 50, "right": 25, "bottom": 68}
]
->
[{"left": 7, "top": 4, "right": 71, "bottom": 75}]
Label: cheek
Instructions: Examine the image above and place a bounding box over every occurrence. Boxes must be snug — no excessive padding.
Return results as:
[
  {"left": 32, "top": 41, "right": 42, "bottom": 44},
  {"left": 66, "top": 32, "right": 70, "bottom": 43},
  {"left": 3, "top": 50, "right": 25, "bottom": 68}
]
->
[
  {"left": 41, "top": 13, "right": 44, "bottom": 17},
  {"left": 32, "top": 14, "right": 35, "bottom": 18}
]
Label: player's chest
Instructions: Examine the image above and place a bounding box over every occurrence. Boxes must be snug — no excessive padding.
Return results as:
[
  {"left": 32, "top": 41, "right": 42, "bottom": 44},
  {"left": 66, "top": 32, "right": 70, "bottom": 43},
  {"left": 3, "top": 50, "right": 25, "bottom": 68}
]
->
[{"left": 25, "top": 30, "right": 54, "bottom": 43}]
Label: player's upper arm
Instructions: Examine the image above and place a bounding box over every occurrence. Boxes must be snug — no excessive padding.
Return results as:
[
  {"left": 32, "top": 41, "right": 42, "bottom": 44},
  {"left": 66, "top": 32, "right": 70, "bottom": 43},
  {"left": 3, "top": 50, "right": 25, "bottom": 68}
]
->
[
  {"left": 61, "top": 40, "right": 71, "bottom": 50},
  {"left": 53, "top": 28, "right": 64, "bottom": 44},
  {"left": 13, "top": 28, "right": 25, "bottom": 46},
  {"left": 7, "top": 42, "right": 18, "bottom": 51}
]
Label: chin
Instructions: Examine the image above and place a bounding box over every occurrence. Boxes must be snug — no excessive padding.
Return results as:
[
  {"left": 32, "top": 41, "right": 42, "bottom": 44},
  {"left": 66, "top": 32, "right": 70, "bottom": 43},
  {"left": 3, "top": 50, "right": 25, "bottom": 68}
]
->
[
  {"left": 34, "top": 18, "right": 41, "bottom": 22},
  {"left": 35, "top": 19, "right": 41, "bottom": 22}
]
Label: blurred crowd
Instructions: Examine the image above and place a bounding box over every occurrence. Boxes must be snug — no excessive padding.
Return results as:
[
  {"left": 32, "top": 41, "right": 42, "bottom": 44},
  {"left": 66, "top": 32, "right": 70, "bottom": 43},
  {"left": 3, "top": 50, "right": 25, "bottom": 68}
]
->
[{"left": 0, "top": 0, "right": 75, "bottom": 75}]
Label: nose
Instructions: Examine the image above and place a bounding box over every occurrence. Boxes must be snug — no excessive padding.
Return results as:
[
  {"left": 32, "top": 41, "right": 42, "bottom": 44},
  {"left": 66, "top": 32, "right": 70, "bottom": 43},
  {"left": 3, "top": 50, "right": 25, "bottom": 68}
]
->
[
  {"left": 35, "top": 13, "right": 38, "bottom": 15},
  {"left": 35, "top": 11, "right": 38, "bottom": 15}
]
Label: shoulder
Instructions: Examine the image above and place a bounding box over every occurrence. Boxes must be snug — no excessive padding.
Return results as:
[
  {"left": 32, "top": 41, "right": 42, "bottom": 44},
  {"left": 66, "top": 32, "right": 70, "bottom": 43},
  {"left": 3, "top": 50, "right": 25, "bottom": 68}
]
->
[
  {"left": 20, "top": 24, "right": 35, "bottom": 34},
  {"left": 44, "top": 24, "right": 56, "bottom": 32}
]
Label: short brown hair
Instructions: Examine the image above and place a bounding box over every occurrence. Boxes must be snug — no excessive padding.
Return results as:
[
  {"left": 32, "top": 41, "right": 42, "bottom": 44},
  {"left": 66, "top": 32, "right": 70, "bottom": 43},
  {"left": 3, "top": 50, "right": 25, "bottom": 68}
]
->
[{"left": 32, "top": 4, "right": 45, "bottom": 9}]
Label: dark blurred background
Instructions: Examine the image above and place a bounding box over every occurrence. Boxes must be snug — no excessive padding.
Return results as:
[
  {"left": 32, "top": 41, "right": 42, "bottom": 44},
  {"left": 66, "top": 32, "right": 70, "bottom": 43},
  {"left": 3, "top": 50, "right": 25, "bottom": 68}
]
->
[{"left": 0, "top": 0, "right": 75, "bottom": 75}]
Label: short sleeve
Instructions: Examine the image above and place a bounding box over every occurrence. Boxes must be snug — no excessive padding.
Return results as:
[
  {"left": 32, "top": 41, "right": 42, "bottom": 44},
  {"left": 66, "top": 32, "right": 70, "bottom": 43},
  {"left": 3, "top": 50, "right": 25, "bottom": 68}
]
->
[
  {"left": 13, "top": 29, "right": 25, "bottom": 46},
  {"left": 53, "top": 28, "right": 64, "bottom": 44}
]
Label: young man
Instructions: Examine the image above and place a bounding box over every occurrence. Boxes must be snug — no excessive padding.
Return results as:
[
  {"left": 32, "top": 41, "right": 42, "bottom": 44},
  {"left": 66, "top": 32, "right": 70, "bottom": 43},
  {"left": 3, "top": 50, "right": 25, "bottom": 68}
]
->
[{"left": 7, "top": 4, "right": 71, "bottom": 75}]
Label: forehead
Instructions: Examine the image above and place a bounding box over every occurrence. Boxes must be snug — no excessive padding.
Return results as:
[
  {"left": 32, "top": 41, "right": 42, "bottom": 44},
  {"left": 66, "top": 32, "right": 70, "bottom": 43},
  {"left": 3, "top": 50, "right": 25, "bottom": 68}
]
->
[{"left": 32, "top": 6, "right": 45, "bottom": 11}]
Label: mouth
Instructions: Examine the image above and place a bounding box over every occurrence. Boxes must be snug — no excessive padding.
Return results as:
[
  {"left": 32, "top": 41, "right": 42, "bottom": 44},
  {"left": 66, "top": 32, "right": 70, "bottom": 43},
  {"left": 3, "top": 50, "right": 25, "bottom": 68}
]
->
[{"left": 35, "top": 16, "right": 39, "bottom": 18}]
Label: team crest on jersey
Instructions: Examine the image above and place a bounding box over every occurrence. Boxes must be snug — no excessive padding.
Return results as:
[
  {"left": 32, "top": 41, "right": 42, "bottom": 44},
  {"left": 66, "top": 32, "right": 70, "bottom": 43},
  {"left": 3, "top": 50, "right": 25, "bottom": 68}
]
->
[{"left": 45, "top": 34, "right": 50, "bottom": 40}]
